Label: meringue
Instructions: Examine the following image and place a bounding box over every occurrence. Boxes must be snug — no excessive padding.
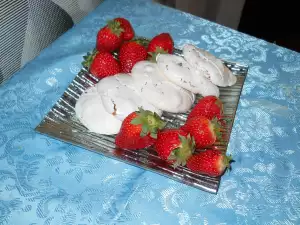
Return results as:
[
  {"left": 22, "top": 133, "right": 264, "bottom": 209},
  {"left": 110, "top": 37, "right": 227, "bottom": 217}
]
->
[
  {"left": 156, "top": 54, "right": 220, "bottom": 97},
  {"left": 96, "top": 73, "right": 162, "bottom": 121},
  {"left": 131, "top": 61, "right": 195, "bottom": 113},
  {"left": 183, "top": 44, "right": 237, "bottom": 87},
  {"left": 75, "top": 86, "right": 122, "bottom": 135}
]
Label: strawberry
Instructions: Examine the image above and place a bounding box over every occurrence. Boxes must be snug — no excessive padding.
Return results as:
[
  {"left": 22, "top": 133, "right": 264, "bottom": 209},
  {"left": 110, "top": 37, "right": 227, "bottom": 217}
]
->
[
  {"left": 186, "top": 149, "right": 232, "bottom": 176},
  {"left": 181, "top": 116, "right": 221, "bottom": 149},
  {"left": 115, "top": 108, "right": 166, "bottom": 150},
  {"left": 187, "top": 96, "right": 223, "bottom": 121},
  {"left": 154, "top": 129, "right": 195, "bottom": 167},
  {"left": 119, "top": 41, "right": 148, "bottom": 73},
  {"left": 90, "top": 52, "right": 121, "bottom": 78},
  {"left": 147, "top": 33, "right": 174, "bottom": 60},
  {"left": 115, "top": 17, "right": 135, "bottom": 41},
  {"left": 96, "top": 20, "right": 124, "bottom": 52}
]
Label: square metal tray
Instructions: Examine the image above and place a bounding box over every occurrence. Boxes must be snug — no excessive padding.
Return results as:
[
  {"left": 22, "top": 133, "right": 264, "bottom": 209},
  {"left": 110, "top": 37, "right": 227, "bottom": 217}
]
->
[{"left": 35, "top": 46, "right": 248, "bottom": 194}]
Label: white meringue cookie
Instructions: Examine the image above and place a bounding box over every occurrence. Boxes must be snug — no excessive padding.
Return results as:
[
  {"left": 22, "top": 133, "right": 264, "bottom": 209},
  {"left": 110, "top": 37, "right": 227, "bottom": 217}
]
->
[
  {"left": 75, "top": 86, "right": 122, "bottom": 135},
  {"left": 96, "top": 73, "right": 162, "bottom": 121},
  {"left": 183, "top": 44, "right": 237, "bottom": 87},
  {"left": 156, "top": 54, "right": 220, "bottom": 97},
  {"left": 131, "top": 61, "right": 195, "bottom": 113}
]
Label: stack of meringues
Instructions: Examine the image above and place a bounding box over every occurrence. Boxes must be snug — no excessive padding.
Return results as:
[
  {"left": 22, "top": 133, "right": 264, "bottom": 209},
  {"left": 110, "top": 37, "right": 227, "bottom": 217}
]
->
[{"left": 75, "top": 44, "right": 237, "bottom": 135}]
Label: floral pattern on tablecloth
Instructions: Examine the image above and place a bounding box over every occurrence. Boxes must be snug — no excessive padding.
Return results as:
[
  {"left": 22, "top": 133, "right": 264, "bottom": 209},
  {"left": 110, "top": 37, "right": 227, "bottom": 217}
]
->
[{"left": 0, "top": 0, "right": 300, "bottom": 224}]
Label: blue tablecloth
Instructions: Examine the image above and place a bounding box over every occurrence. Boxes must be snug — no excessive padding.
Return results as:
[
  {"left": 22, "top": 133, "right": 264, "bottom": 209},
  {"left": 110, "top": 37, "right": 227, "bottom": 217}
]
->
[{"left": 1, "top": 0, "right": 300, "bottom": 224}]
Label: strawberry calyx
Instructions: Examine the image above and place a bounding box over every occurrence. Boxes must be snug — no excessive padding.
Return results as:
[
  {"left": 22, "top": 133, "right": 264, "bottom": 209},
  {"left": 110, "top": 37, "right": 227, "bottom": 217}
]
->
[
  {"left": 132, "top": 39, "right": 149, "bottom": 48},
  {"left": 82, "top": 49, "right": 98, "bottom": 69},
  {"left": 219, "top": 154, "right": 233, "bottom": 173},
  {"left": 107, "top": 20, "right": 124, "bottom": 37},
  {"left": 148, "top": 47, "right": 168, "bottom": 62},
  {"left": 168, "top": 134, "right": 195, "bottom": 167},
  {"left": 220, "top": 117, "right": 232, "bottom": 124},
  {"left": 210, "top": 117, "right": 223, "bottom": 140},
  {"left": 130, "top": 107, "right": 167, "bottom": 139},
  {"left": 131, "top": 37, "right": 150, "bottom": 48}
]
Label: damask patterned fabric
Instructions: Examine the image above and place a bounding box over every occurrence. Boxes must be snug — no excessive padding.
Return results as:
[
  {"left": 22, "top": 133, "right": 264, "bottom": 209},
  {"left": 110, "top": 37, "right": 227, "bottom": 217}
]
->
[{"left": 0, "top": 0, "right": 300, "bottom": 224}]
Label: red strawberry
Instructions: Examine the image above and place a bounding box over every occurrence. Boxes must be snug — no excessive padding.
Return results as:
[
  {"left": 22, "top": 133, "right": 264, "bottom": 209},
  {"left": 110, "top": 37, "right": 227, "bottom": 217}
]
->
[
  {"left": 96, "top": 20, "right": 124, "bottom": 52},
  {"left": 181, "top": 116, "right": 221, "bottom": 149},
  {"left": 115, "top": 108, "right": 166, "bottom": 150},
  {"left": 147, "top": 33, "right": 174, "bottom": 60},
  {"left": 186, "top": 149, "right": 232, "bottom": 177},
  {"left": 188, "top": 96, "right": 223, "bottom": 121},
  {"left": 115, "top": 17, "right": 134, "bottom": 41},
  {"left": 90, "top": 52, "right": 121, "bottom": 78},
  {"left": 119, "top": 41, "right": 148, "bottom": 73},
  {"left": 154, "top": 129, "right": 195, "bottom": 167}
]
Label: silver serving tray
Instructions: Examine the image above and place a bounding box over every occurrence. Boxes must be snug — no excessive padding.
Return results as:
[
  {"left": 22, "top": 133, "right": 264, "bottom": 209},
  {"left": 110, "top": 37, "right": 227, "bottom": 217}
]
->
[{"left": 35, "top": 45, "right": 248, "bottom": 194}]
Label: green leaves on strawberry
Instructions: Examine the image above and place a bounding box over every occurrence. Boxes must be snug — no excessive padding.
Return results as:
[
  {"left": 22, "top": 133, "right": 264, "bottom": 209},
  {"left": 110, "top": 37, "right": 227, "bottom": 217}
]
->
[
  {"left": 130, "top": 108, "right": 166, "bottom": 139},
  {"left": 186, "top": 149, "right": 233, "bottom": 177},
  {"left": 154, "top": 129, "right": 195, "bottom": 167},
  {"left": 131, "top": 38, "right": 150, "bottom": 48},
  {"left": 115, "top": 108, "right": 166, "bottom": 150},
  {"left": 82, "top": 49, "right": 98, "bottom": 69}
]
